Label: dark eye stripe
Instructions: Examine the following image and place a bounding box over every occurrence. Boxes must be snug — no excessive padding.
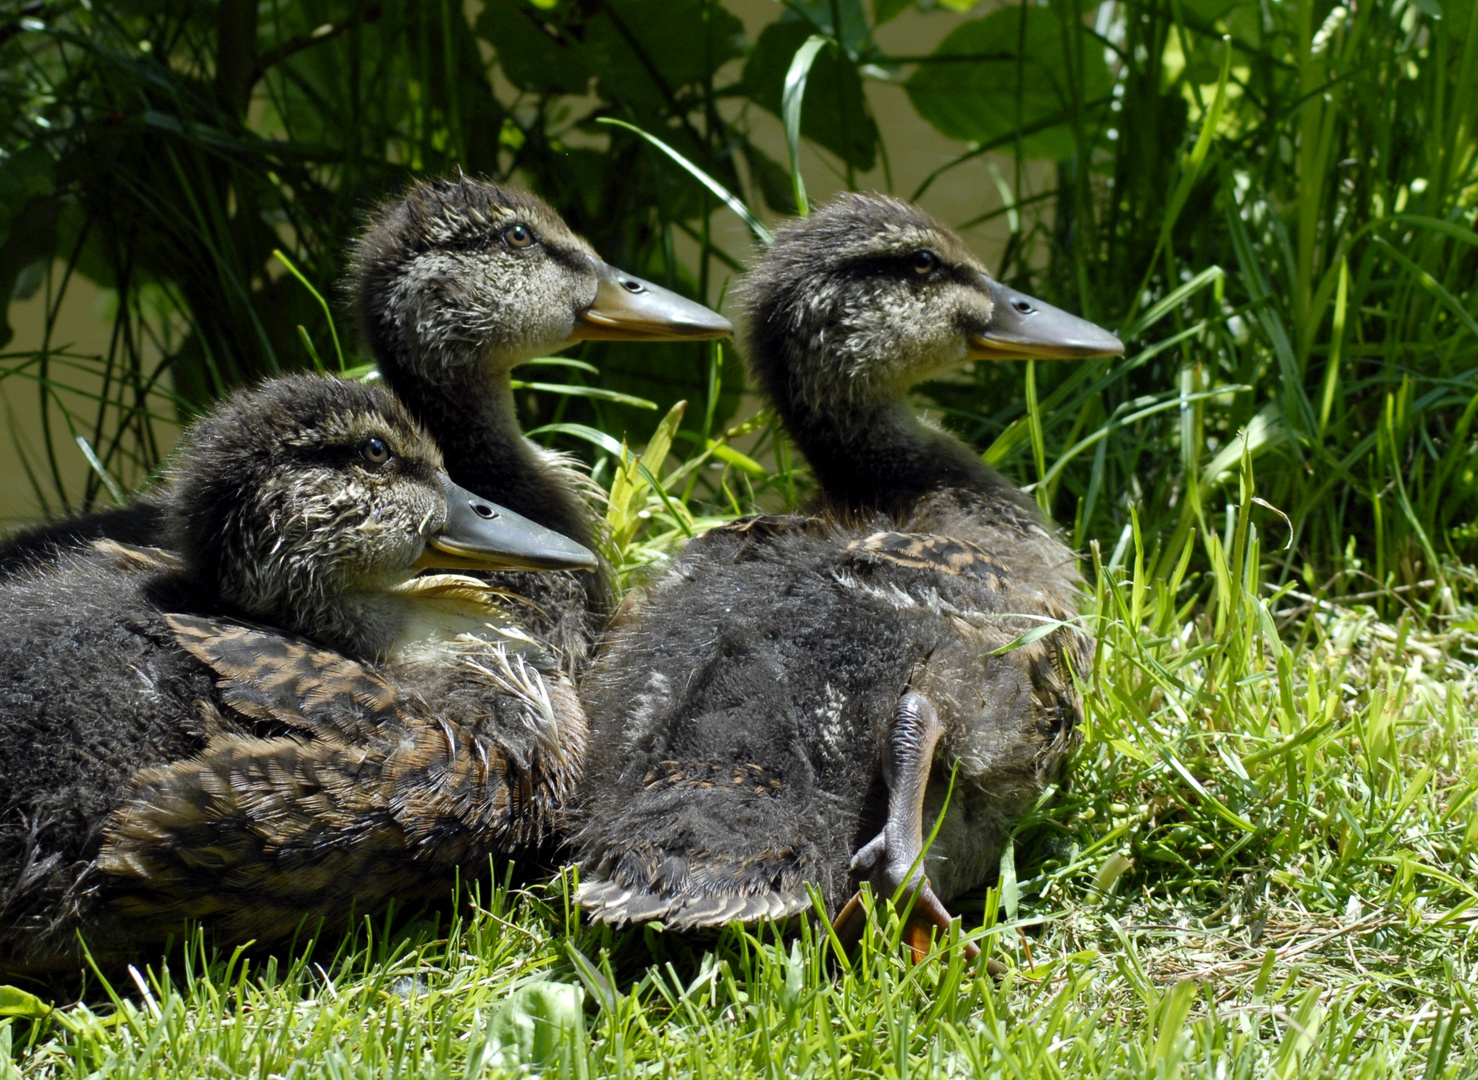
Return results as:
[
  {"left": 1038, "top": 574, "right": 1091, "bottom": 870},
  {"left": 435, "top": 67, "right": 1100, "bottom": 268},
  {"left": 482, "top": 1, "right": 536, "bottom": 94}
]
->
[{"left": 833, "top": 255, "right": 972, "bottom": 287}]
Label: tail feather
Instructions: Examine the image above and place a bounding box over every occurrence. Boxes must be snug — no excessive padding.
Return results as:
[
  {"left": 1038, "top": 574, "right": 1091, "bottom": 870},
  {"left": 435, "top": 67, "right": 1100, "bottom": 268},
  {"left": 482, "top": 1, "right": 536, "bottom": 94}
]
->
[
  {"left": 575, "top": 875, "right": 812, "bottom": 930},
  {"left": 574, "top": 767, "right": 850, "bottom": 929}
]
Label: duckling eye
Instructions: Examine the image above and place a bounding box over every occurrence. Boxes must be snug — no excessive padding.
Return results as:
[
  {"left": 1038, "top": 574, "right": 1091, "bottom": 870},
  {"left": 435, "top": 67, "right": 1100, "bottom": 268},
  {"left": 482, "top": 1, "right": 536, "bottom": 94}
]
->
[
  {"left": 911, "top": 251, "right": 939, "bottom": 275},
  {"left": 360, "top": 436, "right": 392, "bottom": 466},
  {"left": 504, "top": 224, "right": 534, "bottom": 249}
]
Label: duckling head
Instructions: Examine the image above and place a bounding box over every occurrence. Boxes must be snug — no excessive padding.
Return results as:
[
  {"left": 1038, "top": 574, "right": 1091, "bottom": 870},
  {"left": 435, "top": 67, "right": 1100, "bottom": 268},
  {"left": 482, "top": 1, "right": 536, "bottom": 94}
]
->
[
  {"left": 349, "top": 176, "right": 732, "bottom": 386},
  {"left": 737, "top": 193, "right": 1123, "bottom": 511},
  {"left": 166, "top": 375, "right": 596, "bottom": 657},
  {"left": 740, "top": 192, "right": 1124, "bottom": 418}
]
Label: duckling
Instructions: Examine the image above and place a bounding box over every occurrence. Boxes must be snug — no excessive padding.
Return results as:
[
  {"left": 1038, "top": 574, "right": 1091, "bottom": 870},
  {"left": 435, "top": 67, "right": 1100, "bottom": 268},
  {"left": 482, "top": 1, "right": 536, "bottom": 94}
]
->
[
  {"left": 0, "top": 374, "right": 597, "bottom": 974},
  {"left": 347, "top": 176, "right": 731, "bottom": 666},
  {"left": 0, "top": 176, "right": 731, "bottom": 673},
  {"left": 572, "top": 194, "right": 1123, "bottom": 954}
]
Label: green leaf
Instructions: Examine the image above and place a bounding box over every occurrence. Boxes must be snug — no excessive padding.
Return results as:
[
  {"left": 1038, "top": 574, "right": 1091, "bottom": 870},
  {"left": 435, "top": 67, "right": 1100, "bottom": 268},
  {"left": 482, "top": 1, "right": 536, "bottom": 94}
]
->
[
  {"left": 997, "top": 844, "right": 1019, "bottom": 921},
  {"left": 0, "top": 985, "right": 51, "bottom": 1019},
  {"left": 0, "top": 146, "right": 59, "bottom": 350},
  {"left": 783, "top": 35, "right": 832, "bottom": 217},
  {"left": 1373, "top": 236, "right": 1478, "bottom": 343},
  {"left": 905, "top": 5, "right": 1113, "bottom": 159},
  {"left": 274, "top": 249, "right": 344, "bottom": 372},
  {"left": 0, "top": 146, "right": 55, "bottom": 251},
  {"left": 482, "top": 0, "right": 746, "bottom": 110},
  {"left": 1092, "top": 852, "right": 1133, "bottom": 897},
  {"left": 598, "top": 118, "right": 771, "bottom": 243},
  {"left": 521, "top": 356, "right": 602, "bottom": 375},
  {"left": 873, "top": 0, "right": 914, "bottom": 26},
  {"left": 510, "top": 381, "right": 659, "bottom": 410},
  {"left": 785, "top": 0, "right": 874, "bottom": 57},
  {"left": 707, "top": 441, "right": 768, "bottom": 477},
  {"left": 529, "top": 422, "right": 626, "bottom": 458},
  {"left": 476, "top": 3, "right": 592, "bottom": 95},
  {"left": 741, "top": 139, "right": 800, "bottom": 215},
  {"left": 1160, "top": 751, "right": 1258, "bottom": 833},
  {"left": 475, "top": 982, "right": 586, "bottom": 1072},
  {"left": 583, "top": 0, "right": 746, "bottom": 110},
  {"left": 641, "top": 400, "right": 686, "bottom": 481},
  {"left": 744, "top": 21, "right": 879, "bottom": 173}
]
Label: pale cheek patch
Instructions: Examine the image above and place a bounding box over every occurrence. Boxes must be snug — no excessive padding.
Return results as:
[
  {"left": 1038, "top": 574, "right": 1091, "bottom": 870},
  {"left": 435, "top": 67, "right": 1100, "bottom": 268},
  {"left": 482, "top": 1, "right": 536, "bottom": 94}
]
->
[
  {"left": 391, "top": 253, "right": 581, "bottom": 367},
  {"left": 793, "top": 286, "right": 967, "bottom": 409}
]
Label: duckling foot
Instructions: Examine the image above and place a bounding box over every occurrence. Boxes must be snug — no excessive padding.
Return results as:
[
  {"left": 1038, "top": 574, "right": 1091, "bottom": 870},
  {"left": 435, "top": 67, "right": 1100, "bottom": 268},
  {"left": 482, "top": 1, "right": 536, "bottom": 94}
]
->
[{"left": 832, "top": 692, "right": 983, "bottom": 965}]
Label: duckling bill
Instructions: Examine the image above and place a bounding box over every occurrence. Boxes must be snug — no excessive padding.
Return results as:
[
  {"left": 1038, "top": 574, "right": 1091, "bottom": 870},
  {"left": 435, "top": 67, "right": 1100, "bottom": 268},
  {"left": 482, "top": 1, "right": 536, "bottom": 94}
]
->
[
  {"left": 573, "top": 193, "right": 1122, "bottom": 959},
  {"left": 421, "top": 474, "right": 596, "bottom": 573},
  {"left": 0, "top": 374, "right": 596, "bottom": 974}
]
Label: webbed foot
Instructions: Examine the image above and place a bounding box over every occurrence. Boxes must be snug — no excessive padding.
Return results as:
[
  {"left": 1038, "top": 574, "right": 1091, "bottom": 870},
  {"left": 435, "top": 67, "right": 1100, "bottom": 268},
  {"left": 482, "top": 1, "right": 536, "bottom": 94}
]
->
[{"left": 831, "top": 692, "right": 990, "bottom": 966}]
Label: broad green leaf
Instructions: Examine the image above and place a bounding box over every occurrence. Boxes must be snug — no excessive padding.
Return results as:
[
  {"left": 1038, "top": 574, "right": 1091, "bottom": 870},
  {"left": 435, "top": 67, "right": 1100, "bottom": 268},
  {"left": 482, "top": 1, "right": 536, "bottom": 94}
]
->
[
  {"left": 0, "top": 985, "right": 50, "bottom": 1018},
  {"left": 642, "top": 399, "right": 687, "bottom": 481},
  {"left": 583, "top": 0, "right": 746, "bottom": 111},
  {"left": 784, "top": 0, "right": 873, "bottom": 57},
  {"left": 0, "top": 145, "right": 55, "bottom": 250},
  {"left": 742, "top": 139, "right": 800, "bottom": 215},
  {"left": 1179, "top": 0, "right": 1248, "bottom": 21},
  {"left": 476, "top": 982, "right": 586, "bottom": 1071},
  {"left": 873, "top": 0, "right": 914, "bottom": 26},
  {"left": 0, "top": 146, "right": 59, "bottom": 350},
  {"left": 905, "top": 5, "right": 1113, "bottom": 159},
  {"left": 476, "top": 3, "right": 592, "bottom": 94}
]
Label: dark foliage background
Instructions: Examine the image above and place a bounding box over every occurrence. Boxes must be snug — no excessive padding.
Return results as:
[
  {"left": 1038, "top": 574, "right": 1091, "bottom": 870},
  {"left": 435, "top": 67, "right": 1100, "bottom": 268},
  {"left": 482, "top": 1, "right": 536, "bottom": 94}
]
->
[{"left": 2, "top": 0, "right": 1476, "bottom": 606}]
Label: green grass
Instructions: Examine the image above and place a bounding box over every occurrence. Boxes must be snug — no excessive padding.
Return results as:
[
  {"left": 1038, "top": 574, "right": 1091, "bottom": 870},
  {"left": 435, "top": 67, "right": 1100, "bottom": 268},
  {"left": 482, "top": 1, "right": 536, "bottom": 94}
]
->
[
  {"left": 5, "top": 480, "right": 1476, "bottom": 1077},
  {"left": 3, "top": 0, "right": 1478, "bottom": 1075}
]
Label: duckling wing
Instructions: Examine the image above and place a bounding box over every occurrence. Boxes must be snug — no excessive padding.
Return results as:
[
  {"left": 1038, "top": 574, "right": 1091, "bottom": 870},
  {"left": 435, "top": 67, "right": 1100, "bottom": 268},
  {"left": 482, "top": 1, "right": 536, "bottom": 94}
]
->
[
  {"left": 576, "top": 521, "right": 1090, "bottom": 931},
  {"left": 99, "top": 665, "right": 588, "bottom": 942},
  {"left": 844, "top": 531, "right": 1011, "bottom": 585},
  {"left": 98, "top": 734, "right": 428, "bottom": 942},
  {"left": 166, "top": 614, "right": 401, "bottom": 747},
  {"left": 574, "top": 526, "right": 928, "bottom": 929}
]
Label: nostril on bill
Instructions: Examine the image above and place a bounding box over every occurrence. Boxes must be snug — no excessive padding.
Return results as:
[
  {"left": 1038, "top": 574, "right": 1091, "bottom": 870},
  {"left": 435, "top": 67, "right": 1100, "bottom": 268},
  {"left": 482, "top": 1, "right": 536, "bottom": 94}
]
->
[{"left": 471, "top": 500, "right": 498, "bottom": 520}]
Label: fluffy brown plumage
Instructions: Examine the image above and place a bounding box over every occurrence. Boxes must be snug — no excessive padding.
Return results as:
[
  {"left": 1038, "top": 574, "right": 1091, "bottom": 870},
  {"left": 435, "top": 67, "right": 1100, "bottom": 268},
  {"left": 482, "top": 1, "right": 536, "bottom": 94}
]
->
[
  {"left": 573, "top": 194, "right": 1123, "bottom": 949},
  {"left": 1, "top": 176, "right": 730, "bottom": 679},
  {"left": 0, "top": 375, "right": 595, "bottom": 973}
]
